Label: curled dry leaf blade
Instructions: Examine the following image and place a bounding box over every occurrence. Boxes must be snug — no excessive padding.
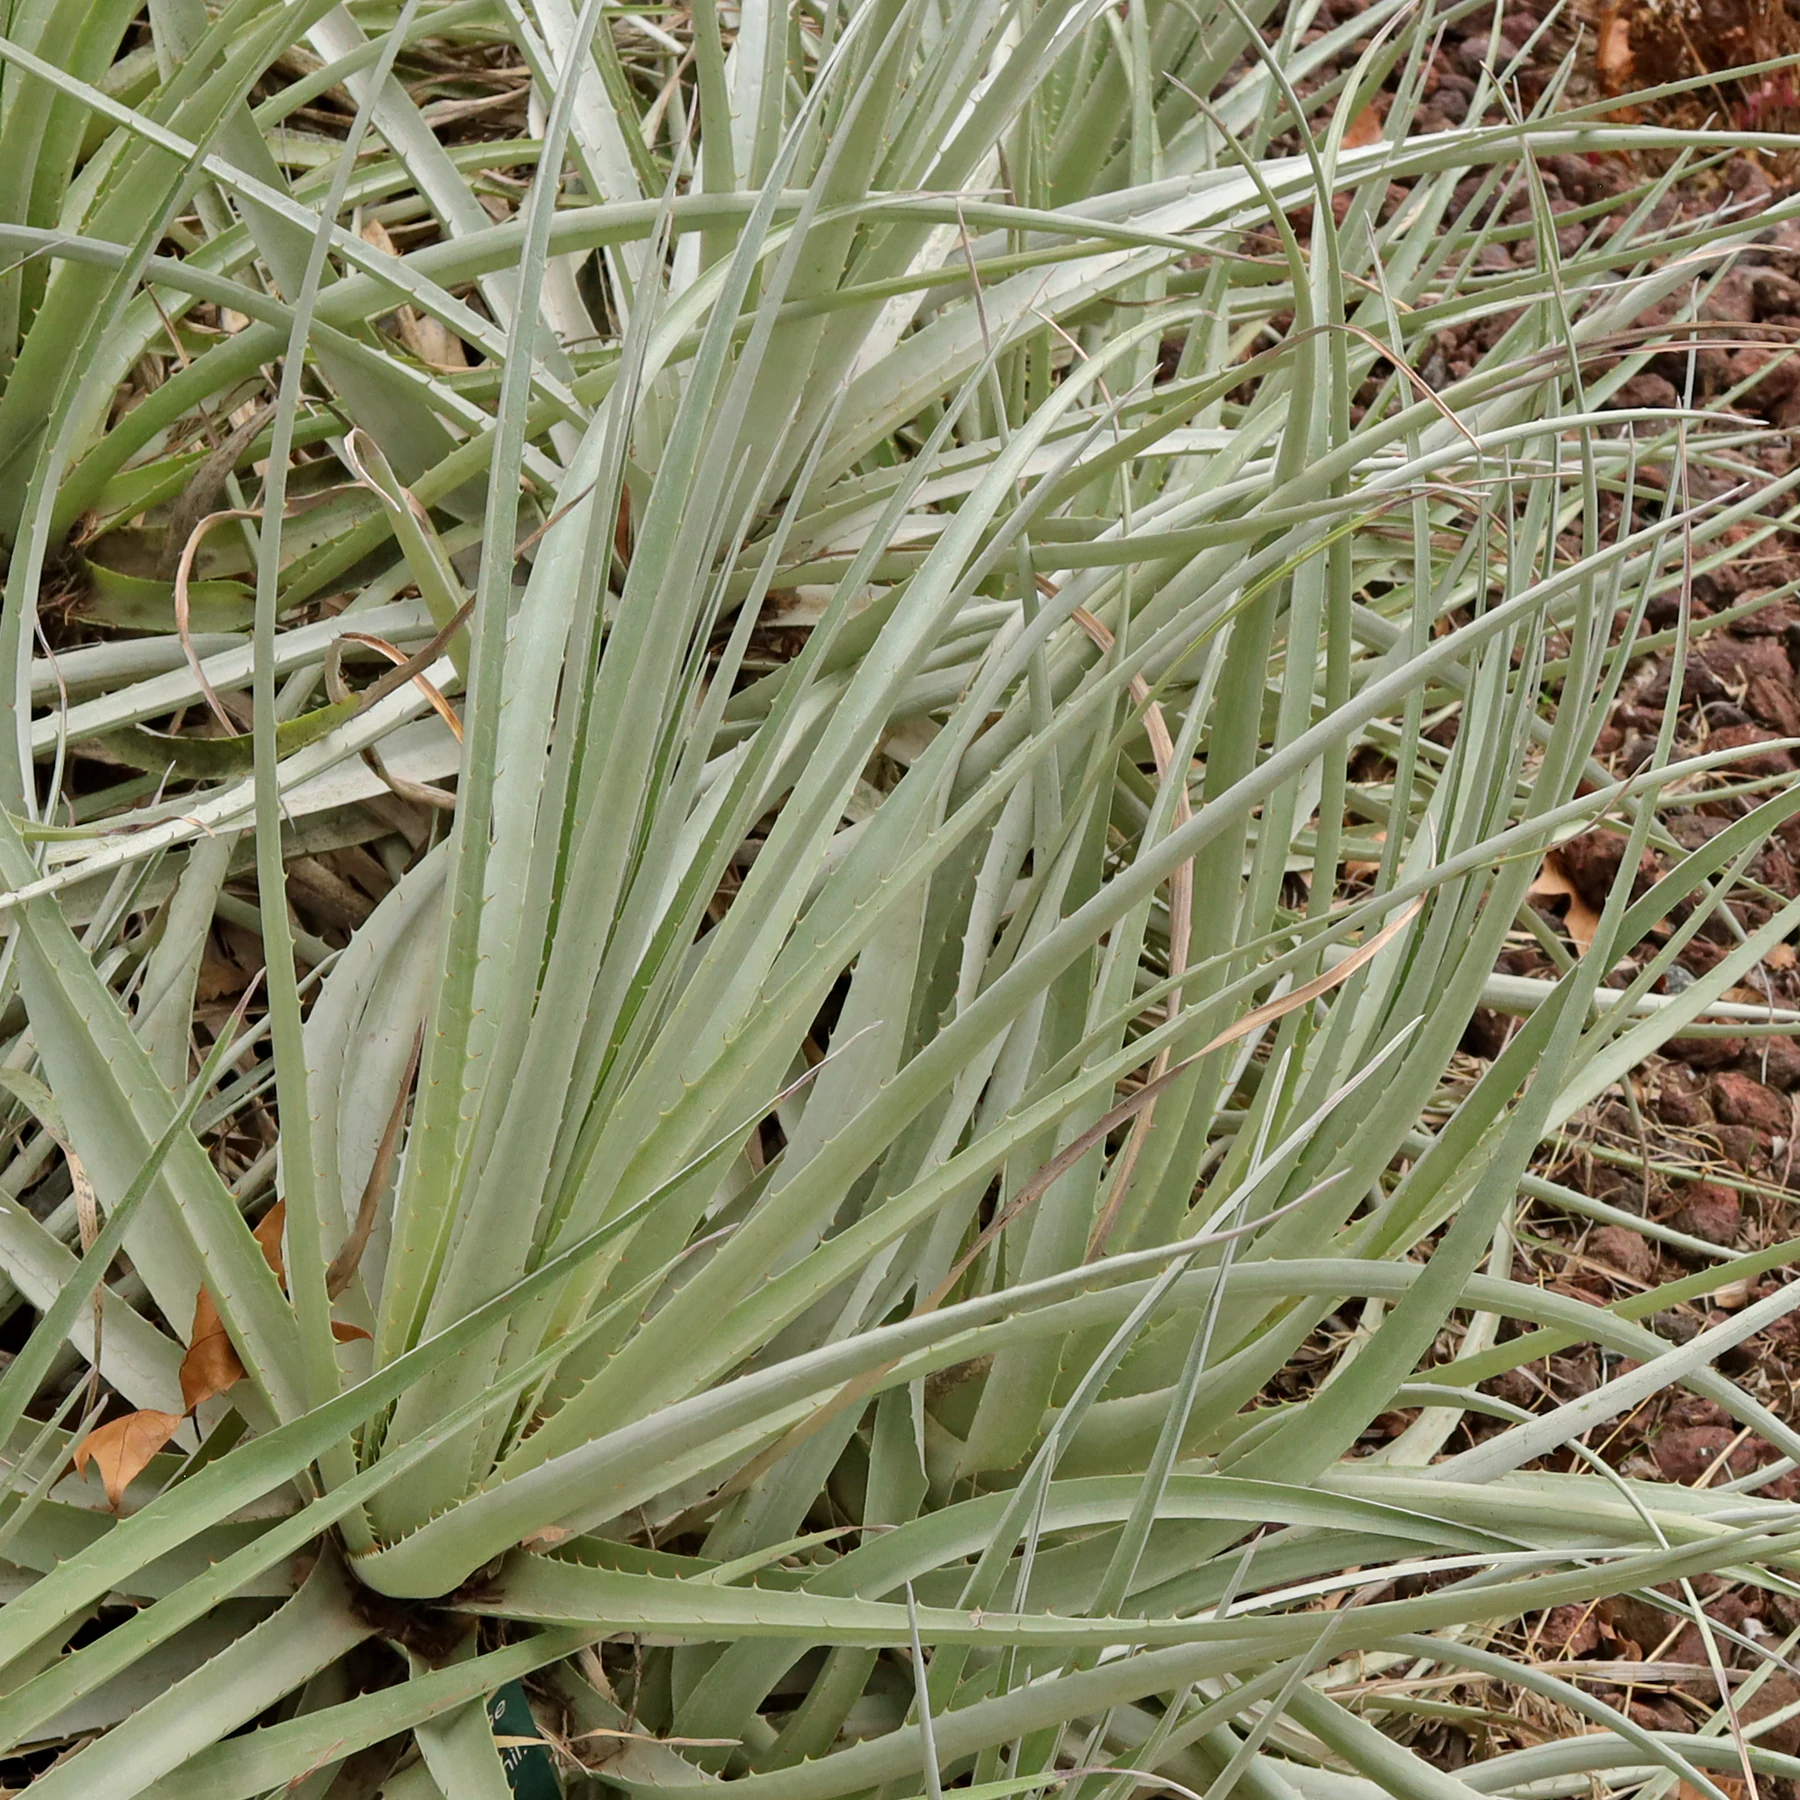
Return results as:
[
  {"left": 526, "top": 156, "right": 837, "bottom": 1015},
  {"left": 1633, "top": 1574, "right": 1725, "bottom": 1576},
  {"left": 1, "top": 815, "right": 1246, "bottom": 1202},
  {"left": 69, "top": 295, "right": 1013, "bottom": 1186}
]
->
[
  {"left": 71, "top": 1410, "right": 185, "bottom": 1510},
  {"left": 334, "top": 632, "right": 463, "bottom": 742}
]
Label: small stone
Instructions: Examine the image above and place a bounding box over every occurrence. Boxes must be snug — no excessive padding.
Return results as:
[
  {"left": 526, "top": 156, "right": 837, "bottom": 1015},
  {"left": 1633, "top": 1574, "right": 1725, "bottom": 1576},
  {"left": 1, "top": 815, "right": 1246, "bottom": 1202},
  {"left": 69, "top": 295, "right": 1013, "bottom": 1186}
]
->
[
  {"left": 1733, "top": 344, "right": 1800, "bottom": 411},
  {"left": 1630, "top": 1695, "right": 1694, "bottom": 1733},
  {"left": 1702, "top": 722, "right": 1796, "bottom": 780},
  {"left": 1744, "top": 672, "right": 1800, "bottom": 736},
  {"left": 1755, "top": 271, "right": 1800, "bottom": 314},
  {"left": 1667, "top": 1033, "right": 1744, "bottom": 1069},
  {"left": 1588, "top": 1224, "right": 1655, "bottom": 1283},
  {"left": 1699, "top": 636, "right": 1794, "bottom": 689},
  {"left": 1743, "top": 1035, "right": 1800, "bottom": 1091},
  {"left": 1703, "top": 268, "right": 1758, "bottom": 323},
  {"left": 1745, "top": 1675, "right": 1800, "bottom": 1756},
  {"left": 1738, "top": 600, "right": 1800, "bottom": 637},
  {"left": 1488, "top": 1367, "right": 1539, "bottom": 1411},
  {"left": 1554, "top": 830, "right": 1660, "bottom": 908},
  {"left": 1711, "top": 1069, "right": 1790, "bottom": 1134},
  {"left": 1652, "top": 1424, "right": 1754, "bottom": 1484},
  {"left": 1538, "top": 1604, "right": 1601, "bottom": 1655},
  {"left": 1676, "top": 940, "right": 1731, "bottom": 981},
  {"left": 1602, "top": 1592, "right": 1676, "bottom": 1657},
  {"left": 1713, "top": 1123, "right": 1761, "bottom": 1168},
  {"left": 1753, "top": 840, "right": 1800, "bottom": 897},
  {"left": 1668, "top": 1181, "right": 1743, "bottom": 1247},
  {"left": 1652, "top": 1070, "right": 1710, "bottom": 1125},
  {"left": 1459, "top": 1008, "right": 1511, "bottom": 1060},
  {"left": 1609, "top": 371, "right": 1681, "bottom": 410},
  {"left": 1651, "top": 1308, "right": 1702, "bottom": 1344}
]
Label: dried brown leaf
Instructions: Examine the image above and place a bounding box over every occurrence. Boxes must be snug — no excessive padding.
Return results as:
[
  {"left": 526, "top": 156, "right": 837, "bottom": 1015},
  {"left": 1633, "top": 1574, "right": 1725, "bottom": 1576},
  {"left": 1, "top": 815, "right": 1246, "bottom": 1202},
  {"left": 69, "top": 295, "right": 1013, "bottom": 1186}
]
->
[
  {"left": 398, "top": 309, "right": 468, "bottom": 370},
  {"left": 72, "top": 1410, "right": 184, "bottom": 1509},
  {"left": 1597, "top": 3, "right": 1635, "bottom": 94},
  {"left": 179, "top": 1201, "right": 287, "bottom": 1412},
  {"left": 253, "top": 1199, "right": 287, "bottom": 1286},
  {"left": 179, "top": 1288, "right": 245, "bottom": 1412},
  {"left": 361, "top": 216, "right": 466, "bottom": 369},
  {"left": 1343, "top": 102, "right": 1385, "bottom": 148},
  {"left": 1531, "top": 852, "right": 1603, "bottom": 951}
]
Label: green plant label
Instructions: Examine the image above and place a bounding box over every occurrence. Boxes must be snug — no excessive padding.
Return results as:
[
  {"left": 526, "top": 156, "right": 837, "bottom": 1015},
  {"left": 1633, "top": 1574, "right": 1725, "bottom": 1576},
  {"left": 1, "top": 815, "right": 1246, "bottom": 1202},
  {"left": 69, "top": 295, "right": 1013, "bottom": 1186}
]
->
[{"left": 484, "top": 1679, "right": 562, "bottom": 1799}]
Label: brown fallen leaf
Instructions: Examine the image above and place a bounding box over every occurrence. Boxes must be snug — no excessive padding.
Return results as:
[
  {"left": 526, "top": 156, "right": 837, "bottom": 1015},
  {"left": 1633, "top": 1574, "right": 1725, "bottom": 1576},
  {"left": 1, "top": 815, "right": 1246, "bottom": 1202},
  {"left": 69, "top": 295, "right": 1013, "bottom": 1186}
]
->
[
  {"left": 399, "top": 309, "right": 467, "bottom": 370},
  {"left": 1563, "top": 901, "right": 1602, "bottom": 953},
  {"left": 360, "top": 216, "right": 467, "bottom": 369},
  {"left": 180, "top": 1289, "right": 246, "bottom": 1412},
  {"left": 179, "top": 1201, "right": 288, "bottom": 1411},
  {"left": 331, "top": 1320, "right": 372, "bottom": 1343},
  {"left": 73, "top": 1410, "right": 185, "bottom": 1509},
  {"left": 253, "top": 1200, "right": 287, "bottom": 1284},
  {"left": 1344, "top": 102, "right": 1385, "bottom": 148},
  {"left": 1530, "top": 852, "right": 1603, "bottom": 952},
  {"left": 1529, "top": 853, "right": 1582, "bottom": 902},
  {"left": 1596, "top": 2, "right": 1635, "bottom": 96}
]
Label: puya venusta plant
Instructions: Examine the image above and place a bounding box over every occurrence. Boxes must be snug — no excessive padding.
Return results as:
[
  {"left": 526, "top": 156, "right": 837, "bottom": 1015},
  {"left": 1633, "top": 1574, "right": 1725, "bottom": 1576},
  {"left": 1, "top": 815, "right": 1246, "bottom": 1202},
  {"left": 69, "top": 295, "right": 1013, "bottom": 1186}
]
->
[{"left": 2, "top": 0, "right": 1800, "bottom": 1795}]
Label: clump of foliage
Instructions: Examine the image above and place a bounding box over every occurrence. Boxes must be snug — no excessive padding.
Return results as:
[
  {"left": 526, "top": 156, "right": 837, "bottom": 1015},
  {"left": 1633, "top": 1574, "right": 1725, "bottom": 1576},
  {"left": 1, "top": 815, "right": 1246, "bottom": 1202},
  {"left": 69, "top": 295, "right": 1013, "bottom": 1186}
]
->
[{"left": 2, "top": 2, "right": 1800, "bottom": 1797}]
